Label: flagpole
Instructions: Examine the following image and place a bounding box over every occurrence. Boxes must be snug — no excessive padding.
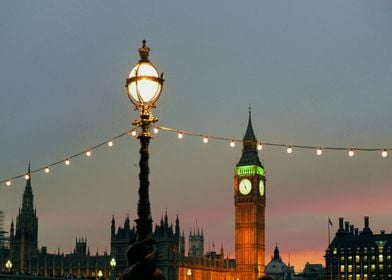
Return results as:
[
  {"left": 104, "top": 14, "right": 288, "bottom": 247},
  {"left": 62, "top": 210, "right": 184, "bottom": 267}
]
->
[
  {"left": 328, "top": 217, "right": 333, "bottom": 280},
  {"left": 328, "top": 218, "right": 331, "bottom": 246}
]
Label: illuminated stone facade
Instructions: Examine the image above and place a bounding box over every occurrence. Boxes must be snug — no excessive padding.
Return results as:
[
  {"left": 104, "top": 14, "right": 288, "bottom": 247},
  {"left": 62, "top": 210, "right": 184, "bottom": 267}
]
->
[
  {"left": 177, "top": 112, "right": 266, "bottom": 280},
  {"left": 233, "top": 111, "right": 266, "bottom": 279},
  {"left": 325, "top": 216, "right": 392, "bottom": 280}
]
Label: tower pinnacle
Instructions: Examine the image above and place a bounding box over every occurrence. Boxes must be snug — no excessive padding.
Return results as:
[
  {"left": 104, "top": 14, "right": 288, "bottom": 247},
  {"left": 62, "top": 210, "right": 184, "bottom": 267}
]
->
[{"left": 237, "top": 111, "right": 262, "bottom": 167}]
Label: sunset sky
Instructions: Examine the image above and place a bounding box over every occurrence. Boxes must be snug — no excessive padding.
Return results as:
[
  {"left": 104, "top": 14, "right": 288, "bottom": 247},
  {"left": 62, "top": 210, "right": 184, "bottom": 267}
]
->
[{"left": 1, "top": 0, "right": 392, "bottom": 272}]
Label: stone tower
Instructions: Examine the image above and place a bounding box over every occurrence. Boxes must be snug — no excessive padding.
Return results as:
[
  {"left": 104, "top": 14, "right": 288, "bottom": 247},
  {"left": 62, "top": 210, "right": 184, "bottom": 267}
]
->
[
  {"left": 234, "top": 110, "right": 266, "bottom": 279},
  {"left": 188, "top": 227, "right": 204, "bottom": 258},
  {"left": 10, "top": 164, "right": 39, "bottom": 273}
]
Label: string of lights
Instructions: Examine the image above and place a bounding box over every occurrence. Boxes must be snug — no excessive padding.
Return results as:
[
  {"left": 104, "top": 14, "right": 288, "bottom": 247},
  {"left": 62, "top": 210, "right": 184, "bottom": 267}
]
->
[
  {"left": 1, "top": 124, "right": 391, "bottom": 187},
  {"left": 153, "top": 125, "right": 391, "bottom": 157},
  {"left": 0, "top": 131, "right": 129, "bottom": 186}
]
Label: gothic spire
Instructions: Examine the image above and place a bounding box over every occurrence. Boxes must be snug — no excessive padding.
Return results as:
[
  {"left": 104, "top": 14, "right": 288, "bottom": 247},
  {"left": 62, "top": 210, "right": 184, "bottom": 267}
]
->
[
  {"left": 274, "top": 243, "right": 281, "bottom": 261},
  {"left": 22, "top": 163, "right": 34, "bottom": 211},
  {"left": 237, "top": 109, "right": 262, "bottom": 167},
  {"left": 243, "top": 105, "right": 257, "bottom": 141}
]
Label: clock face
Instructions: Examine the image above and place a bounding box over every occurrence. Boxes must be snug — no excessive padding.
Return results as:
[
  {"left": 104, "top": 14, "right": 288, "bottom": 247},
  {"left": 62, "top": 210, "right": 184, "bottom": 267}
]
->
[
  {"left": 259, "top": 179, "right": 265, "bottom": 196},
  {"left": 239, "top": 179, "right": 252, "bottom": 195}
]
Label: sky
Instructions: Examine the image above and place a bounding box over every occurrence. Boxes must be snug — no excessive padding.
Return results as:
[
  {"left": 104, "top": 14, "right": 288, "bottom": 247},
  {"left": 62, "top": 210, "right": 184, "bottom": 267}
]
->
[{"left": 1, "top": 0, "right": 392, "bottom": 272}]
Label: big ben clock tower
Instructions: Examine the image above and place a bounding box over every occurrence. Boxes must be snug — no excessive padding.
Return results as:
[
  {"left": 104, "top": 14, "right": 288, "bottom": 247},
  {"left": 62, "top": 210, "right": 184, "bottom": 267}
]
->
[{"left": 235, "top": 110, "right": 266, "bottom": 279}]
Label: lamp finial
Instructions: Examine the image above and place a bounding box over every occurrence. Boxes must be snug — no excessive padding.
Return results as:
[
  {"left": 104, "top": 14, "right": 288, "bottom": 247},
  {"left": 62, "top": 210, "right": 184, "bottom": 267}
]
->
[{"left": 138, "top": 40, "right": 150, "bottom": 62}]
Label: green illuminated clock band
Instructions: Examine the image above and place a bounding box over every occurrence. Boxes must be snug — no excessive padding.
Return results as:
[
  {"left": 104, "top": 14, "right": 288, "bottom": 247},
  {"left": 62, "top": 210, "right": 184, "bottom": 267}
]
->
[{"left": 236, "top": 165, "right": 265, "bottom": 177}]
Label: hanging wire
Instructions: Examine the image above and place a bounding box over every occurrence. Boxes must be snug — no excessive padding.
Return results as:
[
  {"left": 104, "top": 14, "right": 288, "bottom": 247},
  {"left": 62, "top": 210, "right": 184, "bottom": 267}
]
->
[
  {"left": 0, "top": 131, "right": 129, "bottom": 185},
  {"left": 153, "top": 124, "right": 392, "bottom": 153},
  {"left": 1, "top": 124, "right": 391, "bottom": 187}
]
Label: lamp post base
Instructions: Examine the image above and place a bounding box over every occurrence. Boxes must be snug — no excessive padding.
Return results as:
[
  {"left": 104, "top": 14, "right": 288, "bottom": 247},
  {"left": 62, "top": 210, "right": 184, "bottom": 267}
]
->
[{"left": 122, "top": 237, "right": 164, "bottom": 280}]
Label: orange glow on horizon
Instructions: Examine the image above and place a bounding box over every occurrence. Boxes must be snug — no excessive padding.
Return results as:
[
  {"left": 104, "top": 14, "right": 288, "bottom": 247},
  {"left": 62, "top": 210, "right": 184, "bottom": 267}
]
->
[{"left": 281, "top": 250, "right": 325, "bottom": 272}]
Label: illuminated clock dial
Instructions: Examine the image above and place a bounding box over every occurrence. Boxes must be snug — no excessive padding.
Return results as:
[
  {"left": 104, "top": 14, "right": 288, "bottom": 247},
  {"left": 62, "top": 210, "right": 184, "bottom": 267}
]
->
[
  {"left": 239, "top": 178, "right": 252, "bottom": 195},
  {"left": 259, "top": 179, "right": 265, "bottom": 196}
]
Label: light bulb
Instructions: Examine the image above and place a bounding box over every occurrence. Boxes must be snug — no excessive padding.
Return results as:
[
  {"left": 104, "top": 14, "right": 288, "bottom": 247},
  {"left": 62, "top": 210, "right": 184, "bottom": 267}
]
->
[
  {"left": 177, "top": 132, "right": 183, "bottom": 139},
  {"left": 381, "top": 150, "right": 388, "bottom": 158},
  {"left": 230, "top": 140, "right": 235, "bottom": 148},
  {"left": 348, "top": 150, "right": 354, "bottom": 157},
  {"left": 44, "top": 167, "right": 50, "bottom": 173},
  {"left": 153, "top": 127, "right": 159, "bottom": 134},
  {"left": 6, "top": 180, "right": 11, "bottom": 186},
  {"left": 257, "top": 143, "right": 263, "bottom": 151},
  {"left": 203, "top": 137, "right": 208, "bottom": 143},
  {"left": 25, "top": 174, "right": 30, "bottom": 180},
  {"left": 316, "top": 148, "right": 323, "bottom": 156},
  {"left": 65, "top": 159, "right": 70, "bottom": 166},
  {"left": 131, "top": 130, "right": 137, "bottom": 137},
  {"left": 108, "top": 141, "right": 113, "bottom": 147},
  {"left": 287, "top": 146, "right": 293, "bottom": 154},
  {"left": 86, "top": 151, "right": 91, "bottom": 157}
]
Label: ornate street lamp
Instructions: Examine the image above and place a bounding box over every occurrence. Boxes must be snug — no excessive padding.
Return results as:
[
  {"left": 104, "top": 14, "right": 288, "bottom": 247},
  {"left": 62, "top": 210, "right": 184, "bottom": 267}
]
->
[
  {"left": 5, "top": 260, "right": 12, "bottom": 273},
  {"left": 110, "top": 257, "right": 116, "bottom": 280},
  {"left": 98, "top": 270, "right": 103, "bottom": 279},
  {"left": 123, "top": 41, "right": 164, "bottom": 280}
]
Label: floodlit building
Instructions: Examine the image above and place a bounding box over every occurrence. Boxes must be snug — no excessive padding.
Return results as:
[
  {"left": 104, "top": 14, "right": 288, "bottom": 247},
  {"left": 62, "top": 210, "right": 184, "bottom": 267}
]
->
[{"left": 325, "top": 216, "right": 392, "bottom": 280}]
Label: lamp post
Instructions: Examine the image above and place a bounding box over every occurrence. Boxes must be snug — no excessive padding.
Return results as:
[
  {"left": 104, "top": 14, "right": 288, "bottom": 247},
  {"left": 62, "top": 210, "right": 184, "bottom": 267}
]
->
[
  {"left": 98, "top": 270, "right": 103, "bottom": 280},
  {"left": 110, "top": 257, "right": 116, "bottom": 280},
  {"left": 123, "top": 41, "right": 164, "bottom": 280},
  {"left": 186, "top": 268, "right": 192, "bottom": 280},
  {"left": 5, "top": 260, "right": 12, "bottom": 273}
]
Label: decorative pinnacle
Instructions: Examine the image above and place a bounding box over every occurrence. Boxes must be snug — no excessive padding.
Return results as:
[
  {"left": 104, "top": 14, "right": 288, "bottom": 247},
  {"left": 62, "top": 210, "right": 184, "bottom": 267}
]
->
[{"left": 138, "top": 40, "right": 150, "bottom": 62}]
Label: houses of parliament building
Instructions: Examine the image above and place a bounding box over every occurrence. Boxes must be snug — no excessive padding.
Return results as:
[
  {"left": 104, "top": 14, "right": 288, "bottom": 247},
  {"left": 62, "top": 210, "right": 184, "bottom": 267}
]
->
[{"left": 1, "top": 113, "right": 268, "bottom": 280}]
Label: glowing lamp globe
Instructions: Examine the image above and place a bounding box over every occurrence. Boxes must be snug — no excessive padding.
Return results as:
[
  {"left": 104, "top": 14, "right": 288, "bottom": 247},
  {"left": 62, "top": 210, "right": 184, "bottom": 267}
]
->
[{"left": 126, "top": 40, "right": 164, "bottom": 109}]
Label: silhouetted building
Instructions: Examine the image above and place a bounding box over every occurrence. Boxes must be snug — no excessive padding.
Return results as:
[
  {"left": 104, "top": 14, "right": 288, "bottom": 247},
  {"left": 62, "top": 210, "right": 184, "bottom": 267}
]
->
[
  {"left": 111, "top": 211, "right": 183, "bottom": 280},
  {"left": 188, "top": 228, "right": 204, "bottom": 258},
  {"left": 325, "top": 216, "right": 392, "bottom": 279},
  {"left": 302, "top": 263, "right": 324, "bottom": 279},
  {"left": 5, "top": 165, "right": 111, "bottom": 278},
  {"left": 0, "top": 210, "right": 8, "bottom": 250},
  {"left": 9, "top": 164, "right": 38, "bottom": 273},
  {"left": 265, "top": 245, "right": 291, "bottom": 279}
]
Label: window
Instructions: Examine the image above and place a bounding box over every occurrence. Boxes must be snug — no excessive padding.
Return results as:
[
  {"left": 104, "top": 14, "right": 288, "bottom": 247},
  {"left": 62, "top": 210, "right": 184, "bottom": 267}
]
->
[
  {"left": 355, "top": 255, "right": 360, "bottom": 263},
  {"left": 340, "top": 265, "right": 345, "bottom": 273}
]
